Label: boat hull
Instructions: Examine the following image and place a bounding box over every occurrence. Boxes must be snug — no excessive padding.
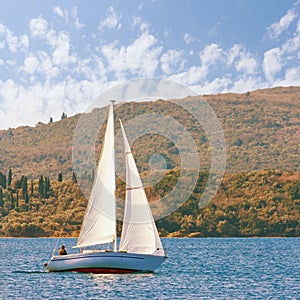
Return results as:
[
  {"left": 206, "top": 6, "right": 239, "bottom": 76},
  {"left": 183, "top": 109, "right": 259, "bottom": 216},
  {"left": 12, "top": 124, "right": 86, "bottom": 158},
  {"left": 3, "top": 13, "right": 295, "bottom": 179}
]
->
[{"left": 45, "top": 251, "right": 167, "bottom": 273}]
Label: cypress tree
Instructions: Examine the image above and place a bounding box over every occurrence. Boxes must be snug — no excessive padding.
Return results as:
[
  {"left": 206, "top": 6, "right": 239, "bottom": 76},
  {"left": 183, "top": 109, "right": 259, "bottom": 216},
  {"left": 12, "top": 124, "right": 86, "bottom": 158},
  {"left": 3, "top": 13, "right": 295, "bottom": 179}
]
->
[
  {"left": 30, "top": 180, "right": 34, "bottom": 197},
  {"left": 0, "top": 172, "right": 6, "bottom": 188},
  {"left": 10, "top": 192, "right": 14, "bottom": 209},
  {"left": 25, "top": 192, "right": 29, "bottom": 205},
  {"left": 38, "top": 175, "right": 44, "bottom": 197},
  {"left": 16, "top": 190, "right": 19, "bottom": 208},
  {"left": 8, "top": 169, "right": 12, "bottom": 187},
  {"left": 72, "top": 171, "right": 77, "bottom": 183},
  {"left": 0, "top": 187, "right": 3, "bottom": 207},
  {"left": 44, "top": 177, "right": 51, "bottom": 197},
  {"left": 58, "top": 172, "right": 63, "bottom": 182},
  {"left": 21, "top": 176, "right": 28, "bottom": 199},
  {"left": 61, "top": 112, "right": 67, "bottom": 119}
]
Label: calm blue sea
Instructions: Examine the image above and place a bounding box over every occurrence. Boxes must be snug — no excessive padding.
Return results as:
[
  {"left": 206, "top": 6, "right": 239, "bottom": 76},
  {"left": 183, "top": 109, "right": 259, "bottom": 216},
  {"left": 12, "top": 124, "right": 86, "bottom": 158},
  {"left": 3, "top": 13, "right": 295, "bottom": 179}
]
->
[{"left": 0, "top": 238, "right": 299, "bottom": 299}]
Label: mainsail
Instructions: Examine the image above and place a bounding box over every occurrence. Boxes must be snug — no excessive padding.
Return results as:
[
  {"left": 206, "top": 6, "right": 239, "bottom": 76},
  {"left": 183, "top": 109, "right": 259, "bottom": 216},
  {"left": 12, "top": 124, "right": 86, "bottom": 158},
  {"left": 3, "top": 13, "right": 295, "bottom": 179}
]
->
[
  {"left": 119, "top": 120, "right": 164, "bottom": 256},
  {"left": 76, "top": 103, "right": 116, "bottom": 248}
]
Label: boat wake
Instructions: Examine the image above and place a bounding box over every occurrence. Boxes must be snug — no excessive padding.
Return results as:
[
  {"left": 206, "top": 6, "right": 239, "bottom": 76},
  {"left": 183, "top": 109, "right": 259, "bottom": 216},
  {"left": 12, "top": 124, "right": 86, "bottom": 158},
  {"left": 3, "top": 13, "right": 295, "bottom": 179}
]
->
[{"left": 12, "top": 270, "right": 48, "bottom": 274}]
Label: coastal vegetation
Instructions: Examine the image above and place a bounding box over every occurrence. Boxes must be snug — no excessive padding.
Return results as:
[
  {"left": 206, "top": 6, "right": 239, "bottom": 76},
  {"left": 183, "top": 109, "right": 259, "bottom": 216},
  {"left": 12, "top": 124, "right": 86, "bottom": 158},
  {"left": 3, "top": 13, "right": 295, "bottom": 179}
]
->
[
  {"left": 0, "top": 86, "right": 299, "bottom": 237},
  {"left": 0, "top": 169, "right": 299, "bottom": 237}
]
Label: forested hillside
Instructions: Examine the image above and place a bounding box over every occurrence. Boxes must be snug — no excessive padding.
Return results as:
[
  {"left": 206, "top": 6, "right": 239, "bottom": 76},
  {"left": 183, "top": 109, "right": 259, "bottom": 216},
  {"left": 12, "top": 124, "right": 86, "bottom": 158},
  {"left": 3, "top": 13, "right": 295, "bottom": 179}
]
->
[
  {"left": 0, "top": 86, "right": 299, "bottom": 237},
  {"left": 0, "top": 86, "right": 299, "bottom": 179},
  {"left": 0, "top": 169, "right": 299, "bottom": 237}
]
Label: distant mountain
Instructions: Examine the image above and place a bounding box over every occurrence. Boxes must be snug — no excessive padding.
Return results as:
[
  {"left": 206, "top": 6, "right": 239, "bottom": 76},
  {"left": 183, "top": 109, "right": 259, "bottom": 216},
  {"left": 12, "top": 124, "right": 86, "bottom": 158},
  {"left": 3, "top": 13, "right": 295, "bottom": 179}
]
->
[{"left": 0, "top": 86, "right": 299, "bottom": 180}]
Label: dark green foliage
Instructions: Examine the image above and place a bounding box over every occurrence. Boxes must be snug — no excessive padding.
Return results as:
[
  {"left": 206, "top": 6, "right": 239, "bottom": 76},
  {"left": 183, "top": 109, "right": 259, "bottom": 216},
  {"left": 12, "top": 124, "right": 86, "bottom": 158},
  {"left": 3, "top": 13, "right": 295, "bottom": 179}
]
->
[
  {"left": 0, "top": 188, "right": 3, "bottom": 207},
  {"left": 8, "top": 169, "right": 12, "bottom": 187},
  {"left": 37, "top": 175, "right": 52, "bottom": 198},
  {"left": 58, "top": 172, "right": 63, "bottom": 182},
  {"left": 61, "top": 112, "right": 67, "bottom": 119},
  {"left": 72, "top": 171, "right": 77, "bottom": 183},
  {"left": 38, "top": 175, "right": 44, "bottom": 196},
  {"left": 0, "top": 169, "right": 299, "bottom": 238},
  {"left": 25, "top": 192, "right": 29, "bottom": 204},
  {"left": 0, "top": 172, "right": 6, "bottom": 188},
  {"left": 288, "top": 183, "right": 300, "bottom": 200},
  {"left": 30, "top": 180, "right": 34, "bottom": 197}
]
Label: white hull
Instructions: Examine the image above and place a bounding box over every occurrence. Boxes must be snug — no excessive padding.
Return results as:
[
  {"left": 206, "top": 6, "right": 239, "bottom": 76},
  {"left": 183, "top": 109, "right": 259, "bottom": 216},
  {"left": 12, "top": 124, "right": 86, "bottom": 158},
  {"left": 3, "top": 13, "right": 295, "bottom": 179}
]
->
[{"left": 45, "top": 251, "right": 167, "bottom": 273}]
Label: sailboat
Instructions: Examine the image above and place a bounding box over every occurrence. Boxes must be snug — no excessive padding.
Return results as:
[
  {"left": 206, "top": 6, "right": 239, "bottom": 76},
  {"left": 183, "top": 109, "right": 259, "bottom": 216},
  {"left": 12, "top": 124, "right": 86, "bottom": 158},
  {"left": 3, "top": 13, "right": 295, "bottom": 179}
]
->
[{"left": 45, "top": 101, "right": 167, "bottom": 273}]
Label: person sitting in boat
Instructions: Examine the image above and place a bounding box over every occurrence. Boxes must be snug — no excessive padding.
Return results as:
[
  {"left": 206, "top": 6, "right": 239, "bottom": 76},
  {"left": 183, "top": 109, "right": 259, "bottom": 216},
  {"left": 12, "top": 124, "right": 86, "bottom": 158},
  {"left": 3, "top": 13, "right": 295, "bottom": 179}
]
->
[{"left": 58, "top": 245, "right": 67, "bottom": 255}]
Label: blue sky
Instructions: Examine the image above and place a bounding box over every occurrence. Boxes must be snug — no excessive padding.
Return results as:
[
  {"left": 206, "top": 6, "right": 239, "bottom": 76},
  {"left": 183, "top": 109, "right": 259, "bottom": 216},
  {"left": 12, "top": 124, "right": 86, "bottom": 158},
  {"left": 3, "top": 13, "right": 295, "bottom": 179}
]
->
[{"left": 0, "top": 0, "right": 299, "bottom": 129}]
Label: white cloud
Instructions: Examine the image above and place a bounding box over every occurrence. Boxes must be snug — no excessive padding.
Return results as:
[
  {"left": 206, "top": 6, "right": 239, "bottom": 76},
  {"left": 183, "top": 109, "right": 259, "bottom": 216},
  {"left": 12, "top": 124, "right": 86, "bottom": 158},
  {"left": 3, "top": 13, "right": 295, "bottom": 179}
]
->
[
  {"left": 200, "top": 43, "right": 223, "bottom": 66},
  {"left": 193, "top": 76, "right": 232, "bottom": 95},
  {"left": 98, "top": 6, "right": 121, "bottom": 31},
  {"left": 53, "top": 6, "right": 84, "bottom": 29},
  {"left": 0, "top": 77, "right": 106, "bottom": 129},
  {"left": 131, "top": 16, "right": 150, "bottom": 32},
  {"left": 281, "top": 23, "right": 300, "bottom": 54},
  {"left": 53, "top": 6, "right": 65, "bottom": 19},
  {"left": 267, "top": 9, "right": 297, "bottom": 39},
  {"left": 227, "top": 44, "right": 242, "bottom": 65},
  {"left": 235, "top": 52, "right": 257, "bottom": 74},
  {"left": 227, "top": 44, "right": 258, "bottom": 74},
  {"left": 230, "top": 76, "right": 264, "bottom": 93},
  {"left": 0, "top": 23, "right": 29, "bottom": 52},
  {"left": 160, "top": 50, "right": 184, "bottom": 75},
  {"left": 1, "top": 2, "right": 300, "bottom": 130},
  {"left": 183, "top": 33, "right": 195, "bottom": 45},
  {"left": 169, "top": 65, "right": 208, "bottom": 86},
  {"left": 28, "top": 17, "right": 77, "bottom": 70},
  {"left": 29, "top": 17, "right": 48, "bottom": 37},
  {"left": 52, "top": 31, "right": 76, "bottom": 67},
  {"left": 263, "top": 48, "right": 282, "bottom": 81},
  {"left": 71, "top": 7, "right": 85, "bottom": 29},
  {"left": 19, "top": 35, "right": 29, "bottom": 49},
  {"left": 284, "top": 67, "right": 300, "bottom": 83},
  {"left": 20, "top": 55, "right": 39, "bottom": 74},
  {"left": 37, "top": 51, "right": 59, "bottom": 79},
  {"left": 263, "top": 14, "right": 300, "bottom": 83},
  {"left": 102, "top": 32, "right": 162, "bottom": 78}
]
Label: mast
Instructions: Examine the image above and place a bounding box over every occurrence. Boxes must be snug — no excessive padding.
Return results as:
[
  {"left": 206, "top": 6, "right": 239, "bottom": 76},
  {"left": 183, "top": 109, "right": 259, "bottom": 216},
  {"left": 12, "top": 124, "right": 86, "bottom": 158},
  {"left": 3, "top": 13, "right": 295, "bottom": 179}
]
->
[{"left": 111, "top": 100, "right": 117, "bottom": 253}]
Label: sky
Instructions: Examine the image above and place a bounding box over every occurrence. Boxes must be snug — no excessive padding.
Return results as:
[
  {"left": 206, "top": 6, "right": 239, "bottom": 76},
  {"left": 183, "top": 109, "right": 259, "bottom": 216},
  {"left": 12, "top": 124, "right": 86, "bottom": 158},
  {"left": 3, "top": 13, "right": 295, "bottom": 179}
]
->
[{"left": 0, "top": 0, "right": 299, "bottom": 129}]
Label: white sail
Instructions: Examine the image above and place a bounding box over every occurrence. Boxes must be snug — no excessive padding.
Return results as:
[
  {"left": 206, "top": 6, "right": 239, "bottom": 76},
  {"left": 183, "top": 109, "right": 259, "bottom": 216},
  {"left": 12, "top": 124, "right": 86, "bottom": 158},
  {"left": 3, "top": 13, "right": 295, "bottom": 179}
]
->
[
  {"left": 75, "top": 103, "right": 116, "bottom": 248},
  {"left": 119, "top": 120, "right": 164, "bottom": 256}
]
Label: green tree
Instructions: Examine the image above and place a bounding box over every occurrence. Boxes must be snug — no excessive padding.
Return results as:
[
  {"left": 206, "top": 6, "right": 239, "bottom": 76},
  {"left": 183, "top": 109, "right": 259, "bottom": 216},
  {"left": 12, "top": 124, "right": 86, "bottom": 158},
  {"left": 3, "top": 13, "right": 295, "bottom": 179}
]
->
[
  {"left": 21, "top": 176, "right": 28, "bottom": 199},
  {"left": 61, "top": 112, "right": 67, "bottom": 119},
  {"left": 0, "top": 172, "right": 6, "bottom": 188},
  {"left": 0, "top": 187, "right": 3, "bottom": 207},
  {"left": 72, "top": 171, "right": 77, "bottom": 183},
  {"left": 44, "top": 176, "right": 51, "bottom": 197},
  {"left": 8, "top": 169, "right": 12, "bottom": 187},
  {"left": 30, "top": 180, "right": 34, "bottom": 197},
  {"left": 58, "top": 172, "right": 63, "bottom": 182},
  {"left": 38, "top": 175, "right": 44, "bottom": 197}
]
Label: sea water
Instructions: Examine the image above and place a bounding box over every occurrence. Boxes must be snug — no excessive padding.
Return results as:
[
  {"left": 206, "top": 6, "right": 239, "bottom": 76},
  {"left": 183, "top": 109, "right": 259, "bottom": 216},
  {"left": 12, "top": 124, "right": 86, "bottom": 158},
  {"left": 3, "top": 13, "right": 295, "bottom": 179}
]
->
[{"left": 0, "top": 238, "right": 299, "bottom": 299}]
